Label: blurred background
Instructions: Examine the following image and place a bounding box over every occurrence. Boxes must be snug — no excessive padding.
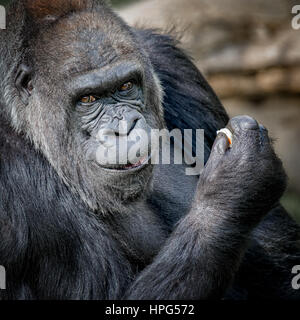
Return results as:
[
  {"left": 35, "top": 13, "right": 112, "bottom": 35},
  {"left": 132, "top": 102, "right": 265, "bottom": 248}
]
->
[{"left": 1, "top": 0, "right": 300, "bottom": 221}]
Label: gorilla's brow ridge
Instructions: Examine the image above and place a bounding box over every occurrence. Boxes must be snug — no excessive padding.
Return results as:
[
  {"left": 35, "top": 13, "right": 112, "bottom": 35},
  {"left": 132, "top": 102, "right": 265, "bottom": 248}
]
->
[{"left": 69, "top": 61, "right": 144, "bottom": 96}]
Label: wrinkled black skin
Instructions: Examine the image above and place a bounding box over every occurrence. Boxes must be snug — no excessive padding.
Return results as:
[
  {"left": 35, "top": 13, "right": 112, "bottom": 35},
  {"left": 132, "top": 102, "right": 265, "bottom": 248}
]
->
[{"left": 0, "top": 1, "right": 300, "bottom": 300}]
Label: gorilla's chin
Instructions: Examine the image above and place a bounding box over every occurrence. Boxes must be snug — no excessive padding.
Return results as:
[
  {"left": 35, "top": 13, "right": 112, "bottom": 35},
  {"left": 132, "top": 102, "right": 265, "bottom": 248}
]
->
[{"left": 98, "top": 163, "right": 154, "bottom": 203}]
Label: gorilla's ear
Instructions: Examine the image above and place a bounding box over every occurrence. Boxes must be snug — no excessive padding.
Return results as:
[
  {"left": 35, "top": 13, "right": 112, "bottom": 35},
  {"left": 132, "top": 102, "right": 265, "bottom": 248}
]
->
[
  {"left": 25, "top": 0, "right": 88, "bottom": 21},
  {"left": 15, "top": 64, "right": 33, "bottom": 105}
]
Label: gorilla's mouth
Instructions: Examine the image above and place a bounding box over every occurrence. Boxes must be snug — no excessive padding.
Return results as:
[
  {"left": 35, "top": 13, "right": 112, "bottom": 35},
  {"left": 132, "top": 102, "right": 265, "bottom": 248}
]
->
[
  {"left": 122, "top": 156, "right": 149, "bottom": 170},
  {"left": 100, "top": 156, "right": 151, "bottom": 172}
]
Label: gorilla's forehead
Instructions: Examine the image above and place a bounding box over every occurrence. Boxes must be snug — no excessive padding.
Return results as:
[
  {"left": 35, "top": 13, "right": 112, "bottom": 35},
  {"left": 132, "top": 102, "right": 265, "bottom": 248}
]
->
[{"left": 37, "top": 11, "right": 140, "bottom": 76}]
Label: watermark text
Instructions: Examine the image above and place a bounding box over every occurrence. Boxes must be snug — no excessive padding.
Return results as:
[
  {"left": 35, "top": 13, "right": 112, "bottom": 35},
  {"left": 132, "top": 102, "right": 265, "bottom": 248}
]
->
[
  {"left": 0, "top": 265, "right": 6, "bottom": 290},
  {"left": 92, "top": 122, "right": 205, "bottom": 176},
  {"left": 292, "top": 5, "right": 300, "bottom": 30},
  {"left": 292, "top": 265, "right": 300, "bottom": 290},
  {"left": 0, "top": 5, "right": 5, "bottom": 30}
]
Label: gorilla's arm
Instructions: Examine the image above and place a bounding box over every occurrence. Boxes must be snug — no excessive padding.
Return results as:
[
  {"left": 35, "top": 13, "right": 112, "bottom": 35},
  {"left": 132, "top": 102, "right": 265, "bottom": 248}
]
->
[{"left": 126, "top": 193, "right": 252, "bottom": 300}]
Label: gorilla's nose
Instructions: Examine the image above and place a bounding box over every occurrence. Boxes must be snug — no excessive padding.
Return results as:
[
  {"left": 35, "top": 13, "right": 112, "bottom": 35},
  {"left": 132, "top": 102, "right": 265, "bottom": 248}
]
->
[
  {"left": 97, "top": 110, "right": 142, "bottom": 143},
  {"left": 116, "top": 111, "right": 141, "bottom": 136}
]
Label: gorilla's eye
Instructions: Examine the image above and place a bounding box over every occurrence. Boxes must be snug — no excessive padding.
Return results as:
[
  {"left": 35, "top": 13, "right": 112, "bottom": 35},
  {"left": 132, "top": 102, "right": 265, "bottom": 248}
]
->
[
  {"left": 80, "top": 95, "right": 98, "bottom": 104},
  {"left": 119, "top": 81, "right": 133, "bottom": 92}
]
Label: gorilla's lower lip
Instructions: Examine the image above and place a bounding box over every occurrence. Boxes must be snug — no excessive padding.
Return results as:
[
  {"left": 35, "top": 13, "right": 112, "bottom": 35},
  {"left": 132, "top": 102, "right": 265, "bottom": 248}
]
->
[
  {"left": 100, "top": 156, "right": 151, "bottom": 172},
  {"left": 123, "top": 157, "right": 148, "bottom": 170}
]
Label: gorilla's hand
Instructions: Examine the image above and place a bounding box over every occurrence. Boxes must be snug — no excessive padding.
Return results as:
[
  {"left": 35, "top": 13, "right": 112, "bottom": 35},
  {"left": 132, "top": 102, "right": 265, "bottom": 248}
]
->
[{"left": 197, "top": 115, "right": 287, "bottom": 224}]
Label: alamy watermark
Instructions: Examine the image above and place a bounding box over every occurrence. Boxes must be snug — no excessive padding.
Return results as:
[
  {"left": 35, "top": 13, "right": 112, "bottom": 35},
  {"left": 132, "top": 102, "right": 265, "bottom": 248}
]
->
[
  {"left": 292, "top": 265, "right": 300, "bottom": 290},
  {"left": 0, "top": 265, "right": 6, "bottom": 290},
  {"left": 0, "top": 5, "right": 5, "bottom": 30},
  {"left": 292, "top": 5, "right": 300, "bottom": 30},
  {"left": 91, "top": 122, "right": 205, "bottom": 176}
]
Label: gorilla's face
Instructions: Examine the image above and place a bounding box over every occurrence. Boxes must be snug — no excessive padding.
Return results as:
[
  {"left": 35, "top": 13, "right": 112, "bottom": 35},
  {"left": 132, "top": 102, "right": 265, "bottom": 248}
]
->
[
  {"left": 14, "top": 8, "right": 165, "bottom": 208},
  {"left": 73, "top": 63, "right": 154, "bottom": 171}
]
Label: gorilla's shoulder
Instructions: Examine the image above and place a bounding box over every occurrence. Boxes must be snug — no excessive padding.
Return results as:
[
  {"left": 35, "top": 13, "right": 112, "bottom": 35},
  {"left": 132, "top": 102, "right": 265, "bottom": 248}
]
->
[
  {"left": 0, "top": 113, "right": 87, "bottom": 220},
  {"left": 135, "top": 28, "right": 229, "bottom": 149},
  {"left": 0, "top": 114, "right": 62, "bottom": 203}
]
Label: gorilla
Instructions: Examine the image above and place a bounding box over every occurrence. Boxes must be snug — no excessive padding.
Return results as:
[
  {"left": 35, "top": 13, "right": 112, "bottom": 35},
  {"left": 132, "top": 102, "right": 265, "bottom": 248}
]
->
[{"left": 0, "top": 0, "right": 299, "bottom": 300}]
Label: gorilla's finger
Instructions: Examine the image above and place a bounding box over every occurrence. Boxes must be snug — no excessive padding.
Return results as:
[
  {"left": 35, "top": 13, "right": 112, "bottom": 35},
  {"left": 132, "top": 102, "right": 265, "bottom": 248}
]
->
[
  {"left": 227, "top": 115, "right": 259, "bottom": 133},
  {"left": 212, "top": 132, "right": 230, "bottom": 156}
]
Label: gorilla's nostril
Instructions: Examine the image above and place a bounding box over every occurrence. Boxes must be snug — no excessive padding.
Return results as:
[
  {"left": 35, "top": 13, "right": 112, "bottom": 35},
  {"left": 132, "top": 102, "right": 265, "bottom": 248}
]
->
[{"left": 128, "top": 119, "right": 138, "bottom": 135}]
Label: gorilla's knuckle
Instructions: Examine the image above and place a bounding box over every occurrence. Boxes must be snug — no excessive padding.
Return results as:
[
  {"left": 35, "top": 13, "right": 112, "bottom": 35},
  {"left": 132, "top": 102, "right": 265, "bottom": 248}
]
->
[{"left": 229, "top": 115, "right": 259, "bottom": 132}]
